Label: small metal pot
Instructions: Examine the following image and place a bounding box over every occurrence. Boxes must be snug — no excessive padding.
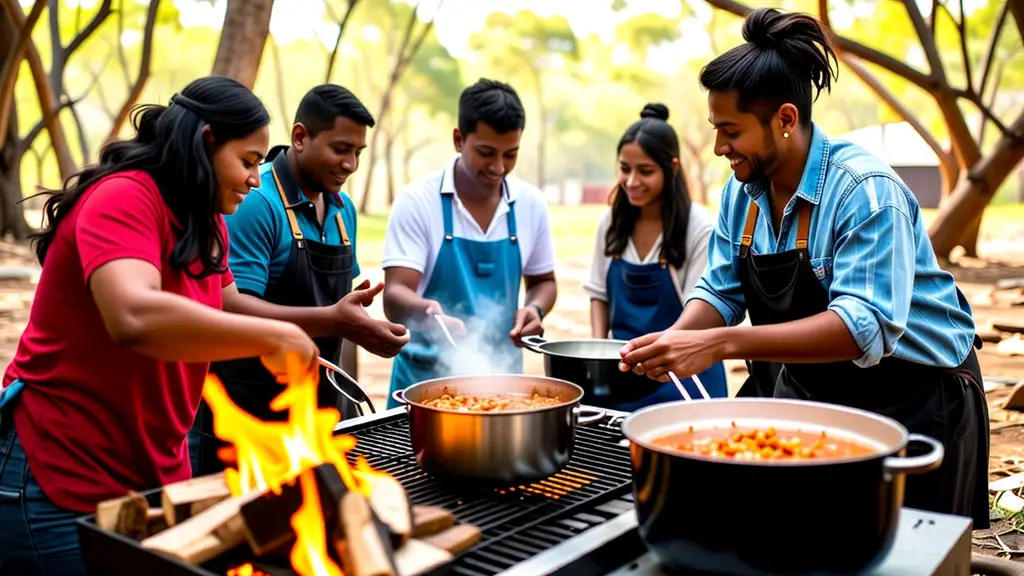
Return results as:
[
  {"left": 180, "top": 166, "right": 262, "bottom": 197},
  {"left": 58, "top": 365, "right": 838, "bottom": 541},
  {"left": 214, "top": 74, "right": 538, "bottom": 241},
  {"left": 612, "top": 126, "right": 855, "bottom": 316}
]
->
[
  {"left": 522, "top": 335, "right": 662, "bottom": 407},
  {"left": 392, "top": 374, "right": 606, "bottom": 483},
  {"left": 622, "top": 398, "right": 944, "bottom": 575}
]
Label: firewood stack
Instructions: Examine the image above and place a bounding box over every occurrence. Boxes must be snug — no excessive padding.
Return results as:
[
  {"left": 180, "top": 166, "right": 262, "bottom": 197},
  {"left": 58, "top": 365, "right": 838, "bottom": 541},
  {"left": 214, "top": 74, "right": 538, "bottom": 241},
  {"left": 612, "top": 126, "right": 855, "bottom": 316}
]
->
[{"left": 95, "top": 467, "right": 482, "bottom": 576}]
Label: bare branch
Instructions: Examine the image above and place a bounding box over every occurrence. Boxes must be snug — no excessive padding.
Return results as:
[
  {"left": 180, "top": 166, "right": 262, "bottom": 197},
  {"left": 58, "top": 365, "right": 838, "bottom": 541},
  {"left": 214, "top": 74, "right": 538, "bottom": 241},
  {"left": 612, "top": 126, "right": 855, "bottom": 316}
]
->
[
  {"left": 65, "top": 0, "right": 113, "bottom": 58},
  {"left": 978, "top": 3, "right": 1008, "bottom": 100},
  {"left": 324, "top": 0, "right": 360, "bottom": 83},
  {"left": 719, "top": 0, "right": 935, "bottom": 90},
  {"left": 955, "top": 0, "right": 971, "bottom": 94},
  {"left": 1010, "top": 1, "right": 1024, "bottom": 44},
  {"left": 0, "top": 0, "right": 46, "bottom": 142},
  {"left": 978, "top": 46, "right": 1022, "bottom": 145},
  {"left": 929, "top": 0, "right": 937, "bottom": 36},
  {"left": 19, "top": 93, "right": 86, "bottom": 154},
  {"left": 116, "top": 0, "right": 132, "bottom": 87},
  {"left": 105, "top": 0, "right": 160, "bottom": 144},
  {"left": 63, "top": 88, "right": 90, "bottom": 161},
  {"left": 900, "top": 0, "right": 947, "bottom": 87}
]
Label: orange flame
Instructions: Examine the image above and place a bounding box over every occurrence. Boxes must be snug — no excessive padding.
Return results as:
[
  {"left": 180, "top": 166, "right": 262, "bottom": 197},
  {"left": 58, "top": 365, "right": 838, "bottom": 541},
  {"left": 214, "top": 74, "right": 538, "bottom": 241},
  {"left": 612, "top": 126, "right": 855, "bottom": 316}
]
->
[{"left": 202, "top": 353, "right": 389, "bottom": 576}]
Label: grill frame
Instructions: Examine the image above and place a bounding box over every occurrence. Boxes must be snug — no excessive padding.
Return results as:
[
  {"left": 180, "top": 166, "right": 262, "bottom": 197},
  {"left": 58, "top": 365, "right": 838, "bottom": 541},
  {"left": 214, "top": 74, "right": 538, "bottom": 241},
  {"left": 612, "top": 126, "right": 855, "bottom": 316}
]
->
[{"left": 78, "top": 407, "right": 637, "bottom": 576}]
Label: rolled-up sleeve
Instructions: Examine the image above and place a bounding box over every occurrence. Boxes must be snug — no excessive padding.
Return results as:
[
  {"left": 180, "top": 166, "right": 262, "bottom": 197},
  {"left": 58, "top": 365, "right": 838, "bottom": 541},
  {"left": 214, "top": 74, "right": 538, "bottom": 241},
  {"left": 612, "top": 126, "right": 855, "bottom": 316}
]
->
[
  {"left": 827, "top": 177, "right": 916, "bottom": 367},
  {"left": 686, "top": 192, "right": 746, "bottom": 326}
]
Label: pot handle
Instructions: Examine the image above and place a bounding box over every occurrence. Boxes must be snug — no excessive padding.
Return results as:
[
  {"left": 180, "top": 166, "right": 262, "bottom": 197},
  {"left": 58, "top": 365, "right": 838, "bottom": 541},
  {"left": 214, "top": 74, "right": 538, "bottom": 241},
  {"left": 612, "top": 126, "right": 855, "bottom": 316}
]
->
[
  {"left": 883, "top": 434, "right": 944, "bottom": 476},
  {"left": 391, "top": 389, "right": 408, "bottom": 406},
  {"left": 521, "top": 335, "right": 547, "bottom": 354},
  {"left": 574, "top": 407, "right": 606, "bottom": 426}
]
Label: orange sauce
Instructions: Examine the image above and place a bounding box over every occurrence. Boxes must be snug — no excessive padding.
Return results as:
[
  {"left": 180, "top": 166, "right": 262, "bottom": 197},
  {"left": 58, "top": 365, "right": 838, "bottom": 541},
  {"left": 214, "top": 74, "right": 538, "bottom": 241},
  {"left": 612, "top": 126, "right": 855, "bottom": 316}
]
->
[{"left": 653, "top": 422, "right": 876, "bottom": 461}]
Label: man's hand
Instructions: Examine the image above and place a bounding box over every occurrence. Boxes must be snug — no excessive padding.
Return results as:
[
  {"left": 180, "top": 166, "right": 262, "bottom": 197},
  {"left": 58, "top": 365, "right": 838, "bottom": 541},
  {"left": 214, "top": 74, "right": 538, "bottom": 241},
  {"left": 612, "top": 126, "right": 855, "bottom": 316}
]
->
[
  {"left": 618, "top": 330, "right": 722, "bottom": 382},
  {"left": 331, "top": 280, "right": 410, "bottom": 358},
  {"left": 423, "top": 300, "right": 467, "bottom": 339},
  {"left": 509, "top": 306, "right": 543, "bottom": 347}
]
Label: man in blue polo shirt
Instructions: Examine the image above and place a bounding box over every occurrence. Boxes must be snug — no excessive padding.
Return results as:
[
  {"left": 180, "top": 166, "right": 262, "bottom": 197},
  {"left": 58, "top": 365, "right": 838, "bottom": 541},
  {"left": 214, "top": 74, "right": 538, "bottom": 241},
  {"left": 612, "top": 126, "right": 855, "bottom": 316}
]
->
[{"left": 190, "top": 84, "right": 409, "bottom": 475}]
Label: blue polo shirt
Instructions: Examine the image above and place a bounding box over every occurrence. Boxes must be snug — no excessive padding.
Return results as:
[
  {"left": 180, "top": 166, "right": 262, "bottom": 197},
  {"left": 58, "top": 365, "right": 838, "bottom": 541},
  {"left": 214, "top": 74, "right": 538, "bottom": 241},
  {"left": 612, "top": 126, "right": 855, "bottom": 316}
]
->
[
  {"left": 688, "top": 123, "right": 976, "bottom": 369},
  {"left": 226, "top": 157, "right": 360, "bottom": 297}
]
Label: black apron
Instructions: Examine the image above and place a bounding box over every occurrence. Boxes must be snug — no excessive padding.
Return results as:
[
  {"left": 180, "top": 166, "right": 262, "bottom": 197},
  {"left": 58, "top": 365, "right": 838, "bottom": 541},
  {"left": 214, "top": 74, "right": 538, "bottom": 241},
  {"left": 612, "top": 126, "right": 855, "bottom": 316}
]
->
[
  {"left": 734, "top": 198, "right": 990, "bottom": 529},
  {"left": 191, "top": 148, "right": 356, "bottom": 475}
]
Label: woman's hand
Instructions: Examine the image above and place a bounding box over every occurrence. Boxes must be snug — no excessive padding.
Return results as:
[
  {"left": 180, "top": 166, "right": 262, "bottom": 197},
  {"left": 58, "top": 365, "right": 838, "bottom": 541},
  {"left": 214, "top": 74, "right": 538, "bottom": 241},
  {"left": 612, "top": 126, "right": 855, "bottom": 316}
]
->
[
  {"left": 618, "top": 329, "right": 723, "bottom": 382},
  {"left": 260, "top": 322, "right": 319, "bottom": 382}
]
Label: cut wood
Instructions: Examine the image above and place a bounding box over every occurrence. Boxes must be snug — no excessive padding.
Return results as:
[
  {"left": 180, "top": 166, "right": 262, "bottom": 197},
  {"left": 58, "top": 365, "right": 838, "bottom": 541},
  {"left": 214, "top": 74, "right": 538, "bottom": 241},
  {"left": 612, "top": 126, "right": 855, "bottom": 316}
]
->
[
  {"left": 411, "top": 505, "right": 455, "bottom": 538},
  {"left": 96, "top": 491, "right": 150, "bottom": 539},
  {"left": 162, "top": 472, "right": 231, "bottom": 526},
  {"left": 335, "top": 491, "right": 398, "bottom": 576},
  {"left": 141, "top": 489, "right": 265, "bottom": 565},
  {"left": 368, "top": 475, "right": 412, "bottom": 548},
  {"left": 420, "top": 524, "right": 481, "bottom": 555},
  {"left": 990, "top": 472, "right": 1024, "bottom": 493},
  {"left": 393, "top": 539, "right": 453, "bottom": 576},
  {"left": 240, "top": 463, "right": 349, "bottom": 557}
]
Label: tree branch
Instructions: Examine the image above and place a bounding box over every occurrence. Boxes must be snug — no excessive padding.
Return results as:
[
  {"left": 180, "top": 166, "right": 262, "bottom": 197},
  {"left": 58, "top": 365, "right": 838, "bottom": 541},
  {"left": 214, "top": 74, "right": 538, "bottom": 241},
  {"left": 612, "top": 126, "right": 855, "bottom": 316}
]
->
[
  {"left": 1010, "top": 1, "right": 1024, "bottom": 44},
  {"left": 901, "top": 0, "right": 947, "bottom": 87},
  {"left": 324, "top": 0, "right": 360, "bottom": 83},
  {"left": 19, "top": 93, "right": 85, "bottom": 155},
  {"left": 63, "top": 88, "right": 90, "bottom": 161},
  {"left": 105, "top": 0, "right": 159, "bottom": 144},
  {"left": 65, "top": 0, "right": 113, "bottom": 58},
  {"left": 0, "top": 0, "right": 46, "bottom": 142},
  {"left": 954, "top": 0, "right": 972, "bottom": 94},
  {"left": 715, "top": 0, "right": 935, "bottom": 90},
  {"left": 115, "top": 0, "right": 133, "bottom": 87},
  {"left": 978, "top": 2, "right": 1008, "bottom": 102}
]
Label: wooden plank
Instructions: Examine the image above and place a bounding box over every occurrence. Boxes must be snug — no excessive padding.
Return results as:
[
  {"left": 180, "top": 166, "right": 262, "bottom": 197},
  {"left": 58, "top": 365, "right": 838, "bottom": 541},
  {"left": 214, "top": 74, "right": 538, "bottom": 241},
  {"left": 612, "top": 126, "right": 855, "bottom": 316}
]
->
[
  {"left": 161, "top": 472, "right": 231, "bottom": 526},
  {"left": 142, "top": 489, "right": 265, "bottom": 565}
]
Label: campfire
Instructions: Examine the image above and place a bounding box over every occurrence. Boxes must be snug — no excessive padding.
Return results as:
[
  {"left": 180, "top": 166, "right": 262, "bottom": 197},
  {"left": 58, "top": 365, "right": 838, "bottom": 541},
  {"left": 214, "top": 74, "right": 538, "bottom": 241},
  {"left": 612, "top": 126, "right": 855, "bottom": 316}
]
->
[{"left": 93, "top": 354, "right": 481, "bottom": 576}]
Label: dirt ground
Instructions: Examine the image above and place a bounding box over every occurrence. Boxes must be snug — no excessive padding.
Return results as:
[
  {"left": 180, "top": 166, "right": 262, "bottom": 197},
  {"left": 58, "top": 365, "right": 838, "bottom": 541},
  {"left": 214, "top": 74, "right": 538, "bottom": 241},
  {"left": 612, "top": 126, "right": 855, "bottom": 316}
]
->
[{"left": 0, "top": 219, "right": 1022, "bottom": 560}]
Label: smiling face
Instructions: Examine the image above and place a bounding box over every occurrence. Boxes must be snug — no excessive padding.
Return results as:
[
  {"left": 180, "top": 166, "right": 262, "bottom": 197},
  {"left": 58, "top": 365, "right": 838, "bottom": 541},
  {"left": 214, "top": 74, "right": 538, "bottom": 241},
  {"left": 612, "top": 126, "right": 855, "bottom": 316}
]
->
[
  {"left": 708, "top": 90, "right": 781, "bottom": 183},
  {"left": 453, "top": 121, "right": 521, "bottom": 194},
  {"left": 618, "top": 141, "right": 668, "bottom": 208},
  {"left": 293, "top": 115, "right": 368, "bottom": 195},
  {"left": 211, "top": 124, "right": 270, "bottom": 214}
]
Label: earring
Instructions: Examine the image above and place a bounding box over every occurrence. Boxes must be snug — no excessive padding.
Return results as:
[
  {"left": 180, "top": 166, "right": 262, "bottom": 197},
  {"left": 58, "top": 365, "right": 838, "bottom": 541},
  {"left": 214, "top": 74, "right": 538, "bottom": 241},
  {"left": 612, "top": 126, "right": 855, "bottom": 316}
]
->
[{"left": 783, "top": 131, "right": 790, "bottom": 139}]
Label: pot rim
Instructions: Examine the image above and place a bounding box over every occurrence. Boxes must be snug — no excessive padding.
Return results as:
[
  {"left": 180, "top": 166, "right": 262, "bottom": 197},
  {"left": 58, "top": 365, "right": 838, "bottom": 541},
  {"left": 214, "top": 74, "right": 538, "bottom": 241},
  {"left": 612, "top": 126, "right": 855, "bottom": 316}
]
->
[
  {"left": 400, "top": 374, "right": 586, "bottom": 416},
  {"left": 524, "top": 336, "right": 630, "bottom": 360},
  {"left": 621, "top": 398, "right": 911, "bottom": 468}
]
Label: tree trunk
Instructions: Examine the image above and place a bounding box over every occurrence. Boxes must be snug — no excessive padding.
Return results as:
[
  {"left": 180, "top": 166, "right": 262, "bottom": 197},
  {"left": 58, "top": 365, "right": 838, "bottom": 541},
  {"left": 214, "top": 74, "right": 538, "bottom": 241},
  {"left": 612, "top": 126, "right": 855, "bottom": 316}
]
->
[
  {"left": 0, "top": 98, "right": 30, "bottom": 240},
  {"left": 928, "top": 110, "right": 1024, "bottom": 259},
  {"left": 211, "top": 0, "right": 274, "bottom": 89}
]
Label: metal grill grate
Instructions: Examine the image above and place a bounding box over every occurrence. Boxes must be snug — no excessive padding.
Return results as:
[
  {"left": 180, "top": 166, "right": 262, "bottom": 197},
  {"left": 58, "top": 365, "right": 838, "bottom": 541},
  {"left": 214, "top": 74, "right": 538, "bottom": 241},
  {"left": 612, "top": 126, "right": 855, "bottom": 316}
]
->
[{"left": 343, "top": 414, "right": 635, "bottom": 576}]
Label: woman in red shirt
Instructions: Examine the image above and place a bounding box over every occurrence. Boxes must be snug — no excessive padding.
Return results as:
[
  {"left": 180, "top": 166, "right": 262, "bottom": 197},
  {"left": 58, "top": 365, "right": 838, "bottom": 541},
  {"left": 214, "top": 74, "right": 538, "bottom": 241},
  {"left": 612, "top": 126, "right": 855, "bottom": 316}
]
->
[{"left": 0, "top": 76, "right": 317, "bottom": 575}]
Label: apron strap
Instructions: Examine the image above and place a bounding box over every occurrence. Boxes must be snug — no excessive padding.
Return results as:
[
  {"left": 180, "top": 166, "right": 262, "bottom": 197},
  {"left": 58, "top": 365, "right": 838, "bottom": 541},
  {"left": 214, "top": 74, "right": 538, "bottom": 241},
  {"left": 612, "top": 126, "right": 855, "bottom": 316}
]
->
[
  {"left": 796, "top": 201, "right": 812, "bottom": 250},
  {"left": 740, "top": 199, "right": 813, "bottom": 255},
  {"left": 739, "top": 200, "right": 759, "bottom": 258},
  {"left": 270, "top": 166, "right": 303, "bottom": 242},
  {"left": 441, "top": 193, "right": 454, "bottom": 242},
  {"left": 506, "top": 193, "right": 518, "bottom": 244},
  {"left": 334, "top": 212, "right": 351, "bottom": 246}
]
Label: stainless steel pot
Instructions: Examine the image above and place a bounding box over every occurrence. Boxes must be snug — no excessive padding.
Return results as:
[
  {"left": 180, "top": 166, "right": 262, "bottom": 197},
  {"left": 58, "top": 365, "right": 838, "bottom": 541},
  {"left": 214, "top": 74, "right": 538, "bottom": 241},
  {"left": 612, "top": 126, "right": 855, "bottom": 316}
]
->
[
  {"left": 622, "top": 398, "right": 944, "bottom": 575},
  {"left": 391, "top": 374, "right": 606, "bottom": 483},
  {"left": 522, "top": 336, "right": 663, "bottom": 407}
]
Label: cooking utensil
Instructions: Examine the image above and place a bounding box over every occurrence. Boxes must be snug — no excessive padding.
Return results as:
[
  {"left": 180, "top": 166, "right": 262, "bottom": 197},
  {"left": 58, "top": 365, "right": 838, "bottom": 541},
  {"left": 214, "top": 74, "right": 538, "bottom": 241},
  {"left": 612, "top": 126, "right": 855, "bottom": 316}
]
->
[
  {"left": 521, "top": 335, "right": 662, "bottom": 407},
  {"left": 434, "top": 314, "right": 458, "bottom": 348},
  {"left": 391, "top": 374, "right": 606, "bottom": 482},
  {"left": 621, "top": 398, "right": 944, "bottom": 575},
  {"left": 667, "top": 372, "right": 691, "bottom": 401},
  {"left": 317, "top": 356, "right": 376, "bottom": 416}
]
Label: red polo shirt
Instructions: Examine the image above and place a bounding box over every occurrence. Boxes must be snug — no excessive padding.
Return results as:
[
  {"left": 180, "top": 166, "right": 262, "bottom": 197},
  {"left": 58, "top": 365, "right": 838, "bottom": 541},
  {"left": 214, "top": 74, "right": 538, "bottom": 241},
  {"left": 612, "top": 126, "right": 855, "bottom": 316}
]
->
[{"left": 4, "top": 170, "right": 233, "bottom": 513}]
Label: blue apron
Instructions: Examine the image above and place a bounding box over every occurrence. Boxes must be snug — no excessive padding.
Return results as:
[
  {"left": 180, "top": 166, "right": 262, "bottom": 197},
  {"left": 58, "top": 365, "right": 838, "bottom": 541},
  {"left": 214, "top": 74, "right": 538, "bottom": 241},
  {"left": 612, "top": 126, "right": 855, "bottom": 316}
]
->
[
  {"left": 387, "top": 181, "right": 523, "bottom": 408},
  {"left": 605, "top": 254, "right": 727, "bottom": 411}
]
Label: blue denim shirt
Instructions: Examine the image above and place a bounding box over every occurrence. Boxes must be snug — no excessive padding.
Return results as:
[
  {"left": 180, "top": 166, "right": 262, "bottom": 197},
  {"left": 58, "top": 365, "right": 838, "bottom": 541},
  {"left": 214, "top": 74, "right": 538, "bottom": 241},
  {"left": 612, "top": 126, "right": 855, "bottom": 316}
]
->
[{"left": 688, "top": 123, "right": 975, "bottom": 369}]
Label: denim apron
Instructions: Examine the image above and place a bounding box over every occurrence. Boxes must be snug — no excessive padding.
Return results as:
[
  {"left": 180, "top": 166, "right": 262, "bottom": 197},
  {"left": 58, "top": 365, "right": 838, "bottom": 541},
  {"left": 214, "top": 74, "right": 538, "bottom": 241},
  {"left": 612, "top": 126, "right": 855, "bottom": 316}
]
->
[
  {"left": 605, "top": 254, "right": 728, "bottom": 412},
  {"left": 386, "top": 179, "right": 523, "bottom": 408}
]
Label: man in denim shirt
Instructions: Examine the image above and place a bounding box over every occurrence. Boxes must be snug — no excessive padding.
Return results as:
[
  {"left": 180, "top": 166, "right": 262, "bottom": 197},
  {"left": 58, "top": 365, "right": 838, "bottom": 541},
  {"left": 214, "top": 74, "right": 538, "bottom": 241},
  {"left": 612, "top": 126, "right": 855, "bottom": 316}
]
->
[{"left": 620, "top": 8, "right": 988, "bottom": 529}]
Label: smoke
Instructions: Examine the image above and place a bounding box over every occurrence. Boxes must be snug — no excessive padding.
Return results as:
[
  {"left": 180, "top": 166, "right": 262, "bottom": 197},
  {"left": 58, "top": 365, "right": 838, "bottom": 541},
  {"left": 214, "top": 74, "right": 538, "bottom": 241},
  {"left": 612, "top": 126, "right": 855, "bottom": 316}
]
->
[{"left": 433, "top": 297, "right": 524, "bottom": 377}]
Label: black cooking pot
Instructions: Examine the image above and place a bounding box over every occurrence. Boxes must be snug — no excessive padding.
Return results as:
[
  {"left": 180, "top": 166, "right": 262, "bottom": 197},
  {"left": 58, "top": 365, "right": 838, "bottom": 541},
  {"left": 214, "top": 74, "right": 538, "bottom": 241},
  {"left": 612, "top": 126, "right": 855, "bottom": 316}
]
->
[
  {"left": 621, "top": 398, "right": 945, "bottom": 575},
  {"left": 522, "top": 335, "right": 662, "bottom": 407}
]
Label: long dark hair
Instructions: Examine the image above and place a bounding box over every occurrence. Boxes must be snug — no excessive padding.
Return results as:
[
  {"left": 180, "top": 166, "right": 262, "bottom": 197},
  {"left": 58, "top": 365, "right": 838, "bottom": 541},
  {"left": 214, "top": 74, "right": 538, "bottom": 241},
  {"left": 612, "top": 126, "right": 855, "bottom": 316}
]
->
[
  {"left": 698, "top": 8, "right": 838, "bottom": 127},
  {"left": 605, "top": 103, "right": 692, "bottom": 269},
  {"left": 31, "top": 75, "right": 270, "bottom": 278}
]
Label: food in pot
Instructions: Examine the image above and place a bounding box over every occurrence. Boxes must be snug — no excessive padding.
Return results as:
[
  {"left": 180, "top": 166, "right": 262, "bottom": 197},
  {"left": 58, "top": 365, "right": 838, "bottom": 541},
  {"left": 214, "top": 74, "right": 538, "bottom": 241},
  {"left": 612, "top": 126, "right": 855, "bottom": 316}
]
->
[
  {"left": 422, "top": 389, "right": 566, "bottom": 412},
  {"left": 653, "top": 422, "right": 875, "bottom": 461}
]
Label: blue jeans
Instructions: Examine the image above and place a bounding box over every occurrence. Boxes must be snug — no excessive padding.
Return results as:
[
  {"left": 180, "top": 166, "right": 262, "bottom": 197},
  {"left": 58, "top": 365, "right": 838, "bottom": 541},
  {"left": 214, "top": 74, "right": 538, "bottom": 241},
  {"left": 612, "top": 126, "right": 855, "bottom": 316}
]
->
[{"left": 0, "top": 423, "right": 88, "bottom": 576}]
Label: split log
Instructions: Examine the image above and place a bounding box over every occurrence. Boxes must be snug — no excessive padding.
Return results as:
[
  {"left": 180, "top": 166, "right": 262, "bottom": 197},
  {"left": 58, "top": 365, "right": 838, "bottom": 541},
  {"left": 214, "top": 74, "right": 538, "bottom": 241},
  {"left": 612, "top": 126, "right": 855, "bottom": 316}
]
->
[
  {"left": 141, "top": 489, "right": 265, "bottom": 565},
  {"left": 420, "top": 524, "right": 481, "bottom": 555},
  {"left": 240, "top": 463, "right": 349, "bottom": 557},
  {"left": 334, "top": 491, "right": 398, "bottom": 576},
  {"left": 367, "top": 475, "right": 412, "bottom": 548},
  {"left": 96, "top": 491, "right": 164, "bottom": 539},
  {"left": 393, "top": 540, "right": 453, "bottom": 576},
  {"left": 410, "top": 505, "right": 455, "bottom": 537},
  {"left": 162, "top": 472, "right": 231, "bottom": 526}
]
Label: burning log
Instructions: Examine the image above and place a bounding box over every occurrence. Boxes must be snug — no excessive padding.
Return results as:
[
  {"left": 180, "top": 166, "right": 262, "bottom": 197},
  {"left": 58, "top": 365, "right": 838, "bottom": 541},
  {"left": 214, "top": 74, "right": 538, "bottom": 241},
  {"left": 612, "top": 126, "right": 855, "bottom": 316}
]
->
[
  {"left": 239, "top": 463, "right": 349, "bottom": 557},
  {"left": 162, "top": 472, "right": 231, "bottom": 526},
  {"left": 334, "top": 491, "right": 399, "bottom": 576},
  {"left": 96, "top": 491, "right": 166, "bottom": 539},
  {"left": 367, "top": 475, "right": 413, "bottom": 548},
  {"left": 410, "top": 505, "right": 455, "bottom": 537},
  {"left": 140, "top": 488, "right": 265, "bottom": 565}
]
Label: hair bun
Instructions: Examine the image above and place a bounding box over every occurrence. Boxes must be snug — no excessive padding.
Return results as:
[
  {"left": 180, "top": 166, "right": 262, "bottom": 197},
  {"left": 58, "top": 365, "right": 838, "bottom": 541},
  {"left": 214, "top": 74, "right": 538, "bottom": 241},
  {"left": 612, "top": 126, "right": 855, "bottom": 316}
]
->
[
  {"left": 640, "top": 103, "right": 670, "bottom": 122},
  {"left": 742, "top": 7, "right": 784, "bottom": 48}
]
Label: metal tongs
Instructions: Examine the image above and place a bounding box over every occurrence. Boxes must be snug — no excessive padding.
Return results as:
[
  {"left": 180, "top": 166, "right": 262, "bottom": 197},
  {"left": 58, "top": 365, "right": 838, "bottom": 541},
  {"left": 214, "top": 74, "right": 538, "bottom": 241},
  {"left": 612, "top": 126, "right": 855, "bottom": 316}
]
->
[
  {"left": 317, "top": 356, "right": 376, "bottom": 416},
  {"left": 668, "top": 371, "right": 711, "bottom": 402}
]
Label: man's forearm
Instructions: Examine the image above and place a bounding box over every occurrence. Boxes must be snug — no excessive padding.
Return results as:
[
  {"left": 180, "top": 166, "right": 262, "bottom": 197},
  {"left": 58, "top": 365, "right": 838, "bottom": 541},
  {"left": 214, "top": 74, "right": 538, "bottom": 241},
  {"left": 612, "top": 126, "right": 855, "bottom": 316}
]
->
[
  {"left": 382, "top": 284, "right": 430, "bottom": 324},
  {"left": 524, "top": 278, "right": 556, "bottom": 316},
  {"left": 714, "top": 310, "right": 862, "bottom": 363},
  {"left": 671, "top": 298, "right": 727, "bottom": 331},
  {"left": 224, "top": 290, "right": 336, "bottom": 338}
]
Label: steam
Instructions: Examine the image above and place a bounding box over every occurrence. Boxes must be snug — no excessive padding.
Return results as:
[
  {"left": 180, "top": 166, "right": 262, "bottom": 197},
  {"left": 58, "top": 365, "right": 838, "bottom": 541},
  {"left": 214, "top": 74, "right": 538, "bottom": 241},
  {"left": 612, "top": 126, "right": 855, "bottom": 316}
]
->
[{"left": 434, "top": 297, "right": 523, "bottom": 377}]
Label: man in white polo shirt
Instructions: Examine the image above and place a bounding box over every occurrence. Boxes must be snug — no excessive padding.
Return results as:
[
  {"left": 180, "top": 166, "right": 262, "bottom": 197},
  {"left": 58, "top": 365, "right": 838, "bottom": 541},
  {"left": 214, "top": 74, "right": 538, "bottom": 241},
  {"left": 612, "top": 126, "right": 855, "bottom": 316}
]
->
[{"left": 381, "top": 78, "right": 557, "bottom": 406}]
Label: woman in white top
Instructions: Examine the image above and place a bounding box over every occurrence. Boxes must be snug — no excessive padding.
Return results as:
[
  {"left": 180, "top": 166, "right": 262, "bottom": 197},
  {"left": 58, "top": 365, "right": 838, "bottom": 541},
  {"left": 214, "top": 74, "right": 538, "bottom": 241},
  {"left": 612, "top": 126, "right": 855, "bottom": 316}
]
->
[{"left": 584, "top": 103, "right": 727, "bottom": 410}]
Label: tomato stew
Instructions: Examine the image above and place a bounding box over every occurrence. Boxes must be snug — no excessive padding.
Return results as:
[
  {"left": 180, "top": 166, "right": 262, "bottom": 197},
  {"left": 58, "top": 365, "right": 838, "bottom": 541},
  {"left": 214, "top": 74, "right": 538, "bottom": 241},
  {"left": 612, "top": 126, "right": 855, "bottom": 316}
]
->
[
  {"left": 653, "top": 421, "right": 876, "bottom": 461},
  {"left": 421, "top": 389, "right": 566, "bottom": 412}
]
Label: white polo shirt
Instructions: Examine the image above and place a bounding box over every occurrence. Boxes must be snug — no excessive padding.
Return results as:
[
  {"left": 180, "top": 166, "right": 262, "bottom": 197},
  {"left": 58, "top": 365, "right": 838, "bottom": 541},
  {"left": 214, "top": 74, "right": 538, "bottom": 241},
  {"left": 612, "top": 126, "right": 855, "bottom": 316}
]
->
[
  {"left": 583, "top": 203, "right": 715, "bottom": 305},
  {"left": 382, "top": 155, "right": 557, "bottom": 294}
]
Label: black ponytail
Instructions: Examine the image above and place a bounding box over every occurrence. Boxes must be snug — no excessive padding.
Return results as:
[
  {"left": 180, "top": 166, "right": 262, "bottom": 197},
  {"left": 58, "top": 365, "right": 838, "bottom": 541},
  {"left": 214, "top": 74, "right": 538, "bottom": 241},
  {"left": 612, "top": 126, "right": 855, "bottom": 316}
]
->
[
  {"left": 698, "top": 8, "right": 838, "bottom": 127},
  {"left": 30, "top": 75, "right": 270, "bottom": 278}
]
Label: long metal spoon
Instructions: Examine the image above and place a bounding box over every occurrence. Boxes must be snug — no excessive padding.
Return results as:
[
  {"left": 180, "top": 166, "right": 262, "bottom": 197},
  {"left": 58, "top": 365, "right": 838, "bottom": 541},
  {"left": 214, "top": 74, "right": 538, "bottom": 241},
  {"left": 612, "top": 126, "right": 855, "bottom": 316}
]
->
[{"left": 434, "top": 314, "right": 458, "bottom": 348}]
